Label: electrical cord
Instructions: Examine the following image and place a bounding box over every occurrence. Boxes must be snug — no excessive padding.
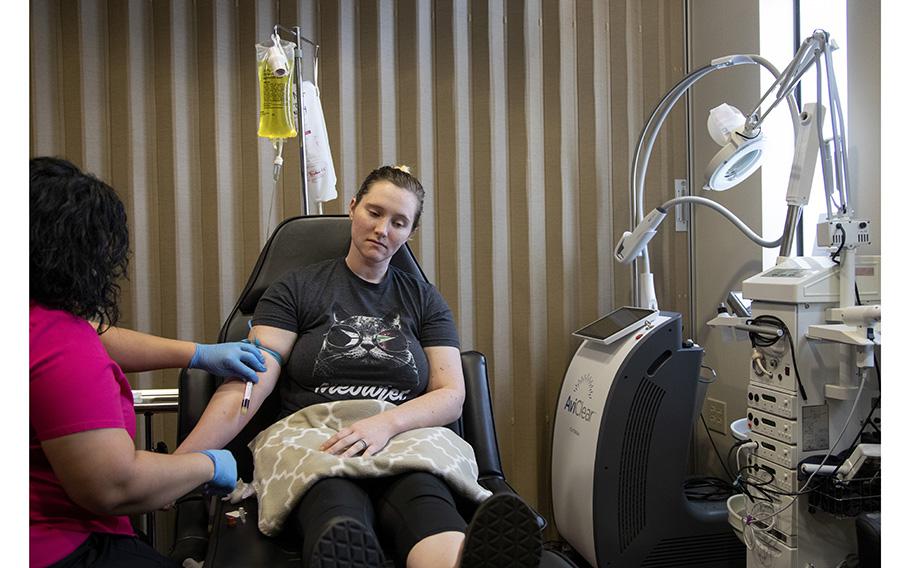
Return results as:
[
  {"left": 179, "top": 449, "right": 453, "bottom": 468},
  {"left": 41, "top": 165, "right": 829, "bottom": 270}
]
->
[
  {"left": 849, "top": 395, "right": 880, "bottom": 448},
  {"left": 684, "top": 476, "right": 737, "bottom": 501},
  {"left": 661, "top": 196, "right": 783, "bottom": 249},
  {"left": 746, "top": 315, "right": 808, "bottom": 401},
  {"left": 751, "top": 350, "right": 773, "bottom": 377},
  {"left": 727, "top": 440, "right": 748, "bottom": 478},
  {"left": 700, "top": 413, "right": 736, "bottom": 482},
  {"left": 854, "top": 283, "right": 881, "bottom": 391},
  {"left": 846, "top": 282, "right": 881, "bottom": 448},
  {"left": 734, "top": 464, "right": 776, "bottom": 504},
  {"left": 830, "top": 225, "right": 847, "bottom": 264},
  {"left": 736, "top": 442, "right": 758, "bottom": 473}
]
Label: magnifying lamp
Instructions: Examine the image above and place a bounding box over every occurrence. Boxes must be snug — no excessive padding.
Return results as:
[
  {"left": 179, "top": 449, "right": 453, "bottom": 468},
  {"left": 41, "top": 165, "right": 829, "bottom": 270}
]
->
[
  {"left": 705, "top": 133, "right": 766, "bottom": 191},
  {"left": 704, "top": 103, "right": 766, "bottom": 191},
  {"left": 617, "top": 30, "right": 848, "bottom": 310}
]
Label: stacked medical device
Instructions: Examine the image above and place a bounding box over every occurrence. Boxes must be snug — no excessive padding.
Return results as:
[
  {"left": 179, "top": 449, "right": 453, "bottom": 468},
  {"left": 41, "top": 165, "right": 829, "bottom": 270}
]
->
[
  {"left": 715, "top": 252, "right": 880, "bottom": 565},
  {"left": 705, "top": 32, "right": 881, "bottom": 567}
]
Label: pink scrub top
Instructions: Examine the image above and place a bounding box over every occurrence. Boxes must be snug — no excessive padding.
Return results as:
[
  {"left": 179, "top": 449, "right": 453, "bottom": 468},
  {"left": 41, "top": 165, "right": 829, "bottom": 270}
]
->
[{"left": 29, "top": 302, "right": 136, "bottom": 567}]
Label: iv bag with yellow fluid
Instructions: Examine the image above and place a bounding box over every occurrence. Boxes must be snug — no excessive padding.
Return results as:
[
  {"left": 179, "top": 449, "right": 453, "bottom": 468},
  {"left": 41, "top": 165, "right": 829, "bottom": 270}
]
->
[{"left": 256, "top": 37, "right": 297, "bottom": 139}]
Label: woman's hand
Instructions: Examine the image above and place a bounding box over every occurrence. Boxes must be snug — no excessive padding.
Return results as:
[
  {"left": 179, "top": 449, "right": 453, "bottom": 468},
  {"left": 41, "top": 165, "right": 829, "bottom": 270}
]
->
[
  {"left": 320, "top": 413, "right": 398, "bottom": 458},
  {"left": 189, "top": 342, "right": 267, "bottom": 383},
  {"left": 319, "top": 347, "right": 465, "bottom": 458}
]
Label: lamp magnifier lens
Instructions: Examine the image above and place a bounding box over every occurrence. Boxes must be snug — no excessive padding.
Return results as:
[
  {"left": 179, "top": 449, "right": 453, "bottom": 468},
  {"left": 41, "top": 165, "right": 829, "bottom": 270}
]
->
[{"left": 725, "top": 149, "right": 762, "bottom": 181}]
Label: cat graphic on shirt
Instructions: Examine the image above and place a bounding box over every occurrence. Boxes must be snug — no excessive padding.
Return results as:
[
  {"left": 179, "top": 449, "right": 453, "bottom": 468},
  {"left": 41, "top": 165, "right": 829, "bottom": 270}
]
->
[{"left": 313, "top": 304, "right": 419, "bottom": 388}]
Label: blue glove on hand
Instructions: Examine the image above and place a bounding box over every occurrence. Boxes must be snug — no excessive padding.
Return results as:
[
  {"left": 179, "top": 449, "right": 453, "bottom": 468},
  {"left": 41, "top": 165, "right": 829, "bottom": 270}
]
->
[
  {"left": 189, "top": 342, "right": 266, "bottom": 383},
  {"left": 197, "top": 449, "right": 237, "bottom": 494}
]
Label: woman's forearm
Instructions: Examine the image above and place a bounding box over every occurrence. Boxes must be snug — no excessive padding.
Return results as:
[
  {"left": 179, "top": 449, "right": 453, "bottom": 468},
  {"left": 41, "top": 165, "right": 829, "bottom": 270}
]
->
[
  {"left": 97, "top": 326, "right": 195, "bottom": 373},
  {"left": 42, "top": 428, "right": 215, "bottom": 517},
  {"left": 174, "top": 383, "right": 252, "bottom": 454},
  {"left": 320, "top": 385, "right": 465, "bottom": 457},
  {"left": 383, "top": 386, "right": 465, "bottom": 435},
  {"left": 381, "top": 345, "right": 466, "bottom": 435},
  {"left": 175, "top": 325, "right": 294, "bottom": 453},
  {"left": 105, "top": 451, "right": 214, "bottom": 515},
  {"left": 175, "top": 357, "right": 282, "bottom": 454}
]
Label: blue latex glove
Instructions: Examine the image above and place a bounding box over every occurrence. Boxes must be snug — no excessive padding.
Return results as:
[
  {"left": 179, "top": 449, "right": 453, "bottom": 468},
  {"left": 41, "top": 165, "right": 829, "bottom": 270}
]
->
[
  {"left": 197, "top": 449, "right": 237, "bottom": 494},
  {"left": 189, "top": 342, "right": 266, "bottom": 383}
]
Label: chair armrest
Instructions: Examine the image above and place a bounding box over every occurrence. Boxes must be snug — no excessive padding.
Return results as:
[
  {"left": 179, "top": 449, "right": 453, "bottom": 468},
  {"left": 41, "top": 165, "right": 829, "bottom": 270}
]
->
[
  {"left": 205, "top": 496, "right": 302, "bottom": 566},
  {"left": 168, "top": 490, "right": 211, "bottom": 564},
  {"left": 461, "top": 351, "right": 505, "bottom": 479}
]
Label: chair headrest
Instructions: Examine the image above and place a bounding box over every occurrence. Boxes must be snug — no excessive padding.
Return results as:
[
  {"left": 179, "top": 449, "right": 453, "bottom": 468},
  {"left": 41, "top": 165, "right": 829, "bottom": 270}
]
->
[{"left": 234, "top": 216, "right": 427, "bottom": 317}]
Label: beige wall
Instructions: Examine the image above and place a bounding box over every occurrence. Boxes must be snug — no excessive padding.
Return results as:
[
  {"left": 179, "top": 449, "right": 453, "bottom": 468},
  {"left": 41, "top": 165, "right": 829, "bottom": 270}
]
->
[
  {"left": 687, "top": 0, "right": 763, "bottom": 480},
  {"left": 847, "top": 1, "right": 880, "bottom": 255},
  {"left": 29, "top": 0, "right": 689, "bottom": 536}
]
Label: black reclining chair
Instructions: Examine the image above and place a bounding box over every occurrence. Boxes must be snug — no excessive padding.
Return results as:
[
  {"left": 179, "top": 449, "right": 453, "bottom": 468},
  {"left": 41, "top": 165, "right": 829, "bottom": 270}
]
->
[{"left": 169, "top": 215, "right": 575, "bottom": 567}]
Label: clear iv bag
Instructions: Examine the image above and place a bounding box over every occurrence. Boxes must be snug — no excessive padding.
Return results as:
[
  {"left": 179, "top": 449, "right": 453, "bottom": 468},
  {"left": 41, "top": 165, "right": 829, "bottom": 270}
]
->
[{"left": 256, "top": 38, "right": 297, "bottom": 139}]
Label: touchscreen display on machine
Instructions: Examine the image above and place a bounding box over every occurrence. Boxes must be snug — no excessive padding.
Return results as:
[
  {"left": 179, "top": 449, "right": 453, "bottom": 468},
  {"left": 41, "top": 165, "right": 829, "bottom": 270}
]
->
[{"left": 572, "top": 306, "right": 658, "bottom": 345}]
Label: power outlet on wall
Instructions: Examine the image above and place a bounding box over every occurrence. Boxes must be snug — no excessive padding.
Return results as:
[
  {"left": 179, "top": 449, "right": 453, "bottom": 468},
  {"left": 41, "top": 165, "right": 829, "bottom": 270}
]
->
[{"left": 705, "top": 398, "right": 727, "bottom": 435}]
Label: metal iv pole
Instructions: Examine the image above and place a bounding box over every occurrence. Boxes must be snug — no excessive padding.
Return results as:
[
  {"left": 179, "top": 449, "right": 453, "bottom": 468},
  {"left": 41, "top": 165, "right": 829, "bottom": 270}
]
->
[{"left": 274, "top": 25, "right": 319, "bottom": 215}]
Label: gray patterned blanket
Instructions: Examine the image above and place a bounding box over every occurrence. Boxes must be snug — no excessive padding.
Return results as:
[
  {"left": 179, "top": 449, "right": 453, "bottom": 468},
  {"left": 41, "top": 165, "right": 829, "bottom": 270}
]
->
[{"left": 245, "top": 399, "right": 493, "bottom": 536}]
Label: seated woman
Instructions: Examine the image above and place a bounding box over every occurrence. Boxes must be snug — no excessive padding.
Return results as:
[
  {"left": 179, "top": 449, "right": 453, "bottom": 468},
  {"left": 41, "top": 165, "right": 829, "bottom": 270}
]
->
[
  {"left": 176, "top": 165, "right": 542, "bottom": 568},
  {"left": 30, "top": 157, "right": 263, "bottom": 568}
]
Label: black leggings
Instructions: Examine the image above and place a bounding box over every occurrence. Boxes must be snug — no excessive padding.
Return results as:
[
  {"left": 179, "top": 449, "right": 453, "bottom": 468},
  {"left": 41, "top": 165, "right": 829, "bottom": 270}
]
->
[
  {"left": 49, "top": 533, "right": 178, "bottom": 568},
  {"left": 294, "top": 472, "right": 468, "bottom": 566}
]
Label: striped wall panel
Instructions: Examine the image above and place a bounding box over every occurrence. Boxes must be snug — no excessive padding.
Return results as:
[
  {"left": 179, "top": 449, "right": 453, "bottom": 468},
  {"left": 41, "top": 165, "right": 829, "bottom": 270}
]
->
[{"left": 29, "top": 0, "right": 689, "bottom": 532}]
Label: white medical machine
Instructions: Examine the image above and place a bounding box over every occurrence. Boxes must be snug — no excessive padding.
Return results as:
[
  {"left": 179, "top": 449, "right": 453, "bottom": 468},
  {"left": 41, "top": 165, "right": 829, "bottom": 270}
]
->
[
  {"left": 553, "top": 309, "right": 745, "bottom": 567},
  {"left": 552, "top": 30, "right": 880, "bottom": 568}
]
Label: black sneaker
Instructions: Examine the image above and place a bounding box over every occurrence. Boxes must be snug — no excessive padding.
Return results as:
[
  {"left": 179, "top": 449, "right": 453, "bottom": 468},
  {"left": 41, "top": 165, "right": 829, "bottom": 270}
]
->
[
  {"left": 460, "top": 493, "right": 543, "bottom": 567},
  {"left": 308, "top": 516, "right": 386, "bottom": 568}
]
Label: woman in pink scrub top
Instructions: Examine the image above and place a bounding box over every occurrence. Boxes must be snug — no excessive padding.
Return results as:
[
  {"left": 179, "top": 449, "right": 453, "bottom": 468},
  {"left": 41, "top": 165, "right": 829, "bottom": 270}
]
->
[{"left": 29, "top": 157, "right": 260, "bottom": 568}]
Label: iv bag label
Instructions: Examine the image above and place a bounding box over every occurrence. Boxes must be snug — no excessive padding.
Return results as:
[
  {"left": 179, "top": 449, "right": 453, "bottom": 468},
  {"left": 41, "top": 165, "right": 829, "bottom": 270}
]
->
[
  {"left": 262, "top": 76, "right": 290, "bottom": 110},
  {"left": 801, "top": 404, "right": 829, "bottom": 452}
]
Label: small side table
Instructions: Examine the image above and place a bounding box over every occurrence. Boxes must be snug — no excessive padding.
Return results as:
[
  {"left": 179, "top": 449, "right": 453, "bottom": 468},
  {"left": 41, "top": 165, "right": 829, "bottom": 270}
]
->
[{"left": 133, "top": 388, "right": 179, "bottom": 550}]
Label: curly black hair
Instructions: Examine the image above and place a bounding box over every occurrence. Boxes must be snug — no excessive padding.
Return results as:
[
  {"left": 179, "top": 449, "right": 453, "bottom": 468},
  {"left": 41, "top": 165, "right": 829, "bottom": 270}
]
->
[{"left": 30, "top": 157, "right": 130, "bottom": 332}]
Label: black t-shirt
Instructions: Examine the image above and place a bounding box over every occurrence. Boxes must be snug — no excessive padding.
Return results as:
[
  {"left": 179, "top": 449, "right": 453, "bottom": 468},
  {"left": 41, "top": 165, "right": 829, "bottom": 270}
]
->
[{"left": 253, "top": 258, "right": 460, "bottom": 417}]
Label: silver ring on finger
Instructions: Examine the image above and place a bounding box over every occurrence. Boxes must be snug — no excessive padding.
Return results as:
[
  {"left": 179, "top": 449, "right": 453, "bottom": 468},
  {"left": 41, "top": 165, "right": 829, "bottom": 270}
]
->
[{"left": 356, "top": 439, "right": 368, "bottom": 452}]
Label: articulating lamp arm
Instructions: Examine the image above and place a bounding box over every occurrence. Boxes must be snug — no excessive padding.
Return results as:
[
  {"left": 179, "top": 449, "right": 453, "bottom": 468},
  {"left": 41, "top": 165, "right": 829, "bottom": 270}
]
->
[
  {"left": 626, "top": 54, "right": 796, "bottom": 307},
  {"left": 615, "top": 197, "right": 783, "bottom": 269}
]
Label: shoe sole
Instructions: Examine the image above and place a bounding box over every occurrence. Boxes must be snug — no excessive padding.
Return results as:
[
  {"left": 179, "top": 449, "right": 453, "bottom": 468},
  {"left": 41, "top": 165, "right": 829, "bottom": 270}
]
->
[
  {"left": 460, "top": 493, "right": 543, "bottom": 568},
  {"left": 309, "top": 517, "right": 385, "bottom": 568}
]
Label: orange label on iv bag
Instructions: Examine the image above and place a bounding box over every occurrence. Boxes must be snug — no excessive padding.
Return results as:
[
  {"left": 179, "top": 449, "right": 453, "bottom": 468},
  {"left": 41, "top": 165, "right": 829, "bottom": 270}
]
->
[{"left": 257, "top": 59, "right": 297, "bottom": 139}]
